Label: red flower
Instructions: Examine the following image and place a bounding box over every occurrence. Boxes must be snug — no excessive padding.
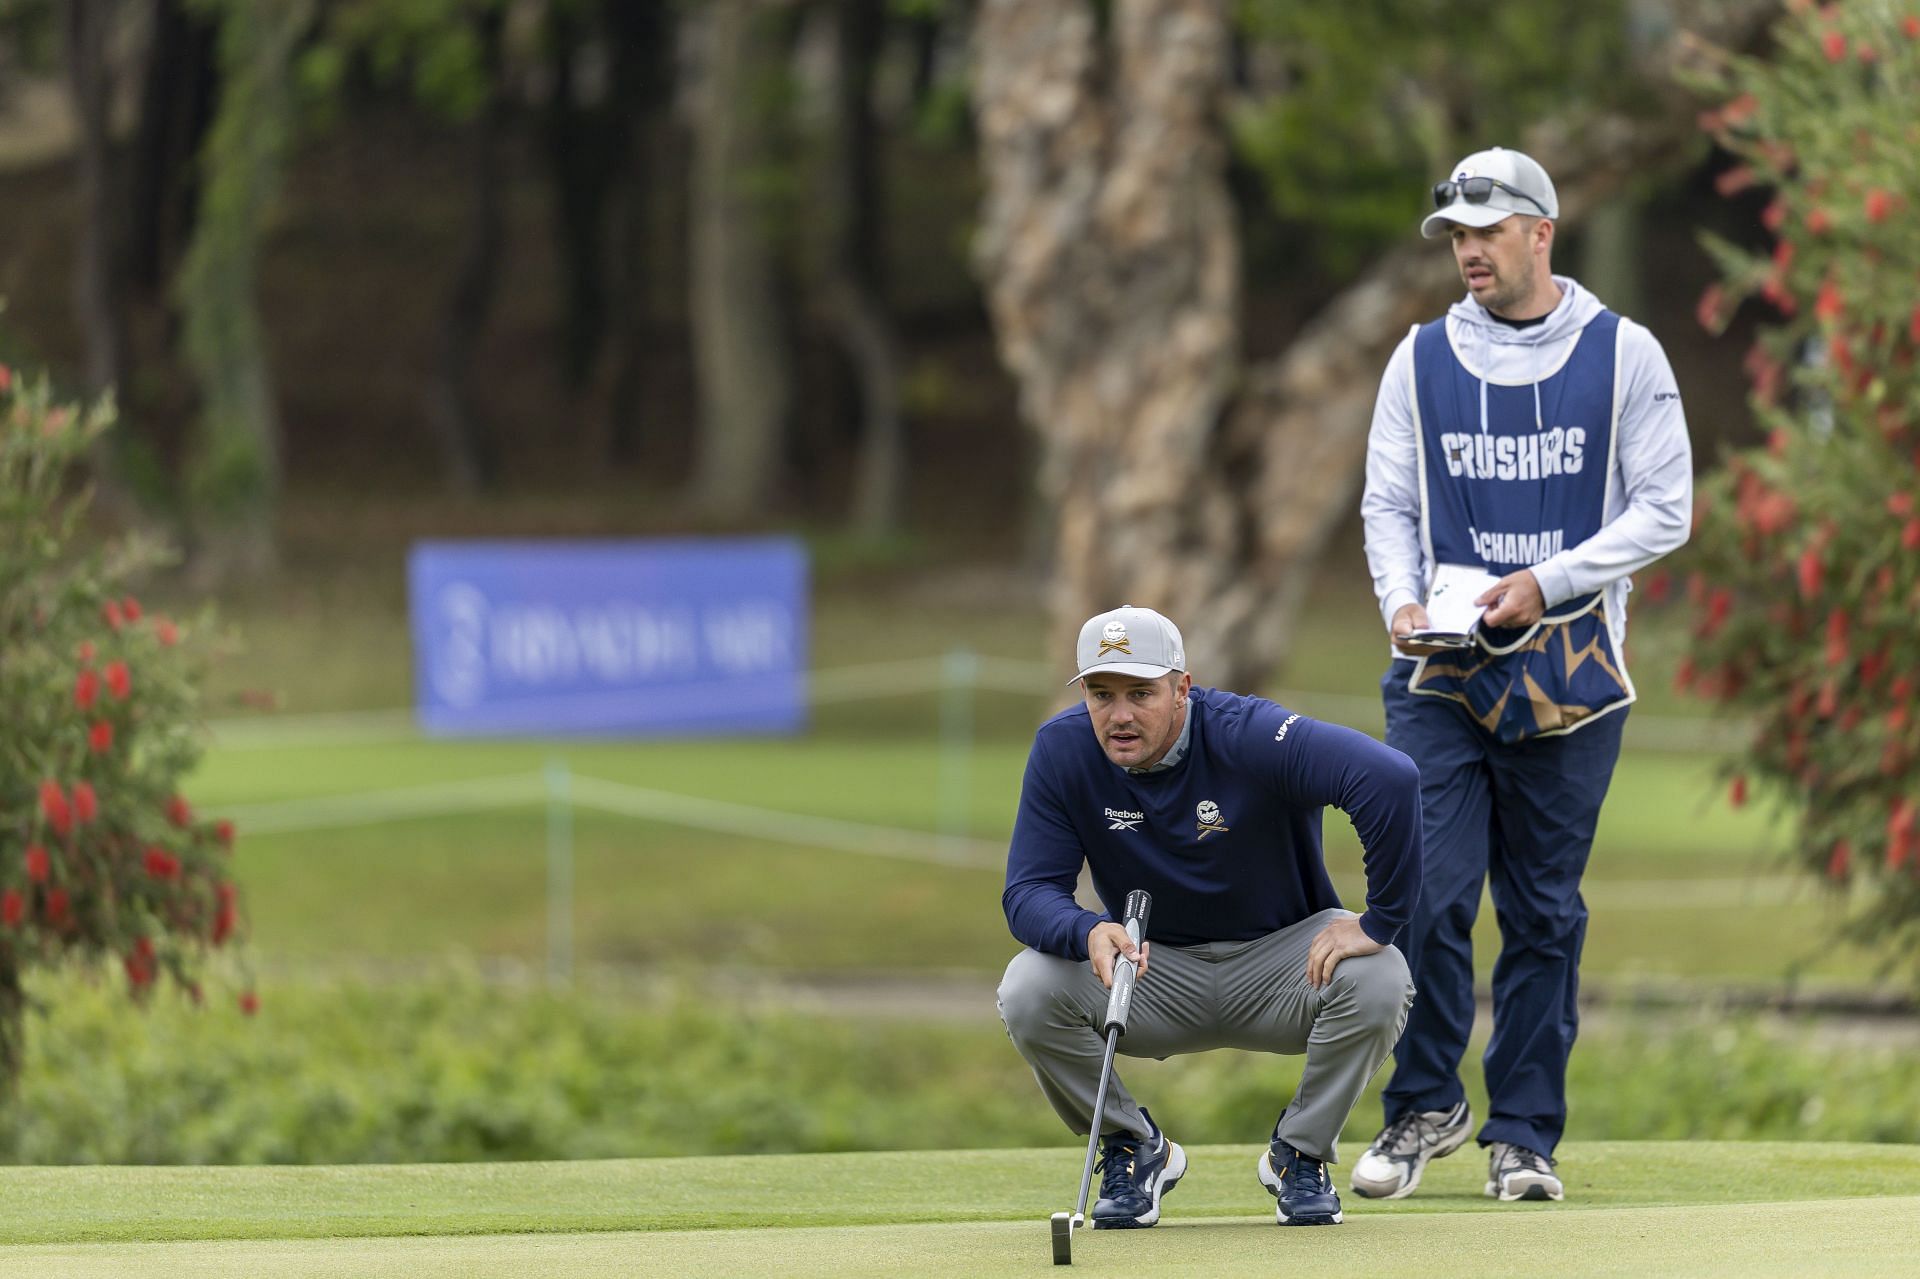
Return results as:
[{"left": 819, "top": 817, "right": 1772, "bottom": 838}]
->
[
  {"left": 76, "top": 641, "right": 95, "bottom": 663},
  {"left": 1696, "top": 283, "right": 1727, "bottom": 332},
  {"left": 1824, "top": 609, "right": 1850, "bottom": 667},
  {"left": 24, "top": 845, "right": 49, "bottom": 883},
  {"left": 1823, "top": 30, "right": 1847, "bottom": 61},
  {"left": 0, "top": 364, "right": 10, "bottom": 392},
  {"left": 1643, "top": 570, "right": 1671, "bottom": 604},
  {"left": 71, "top": 781, "right": 97, "bottom": 825},
  {"left": 88, "top": 721, "right": 113, "bottom": 754},
  {"left": 103, "top": 600, "right": 124, "bottom": 631},
  {"left": 1729, "top": 775, "right": 1748, "bottom": 809},
  {"left": 0, "top": 890, "right": 21, "bottom": 928},
  {"left": 1673, "top": 656, "right": 1697, "bottom": 695},
  {"left": 44, "top": 887, "right": 69, "bottom": 925},
  {"left": 1856, "top": 39, "right": 1879, "bottom": 62},
  {"left": 105, "top": 661, "right": 130, "bottom": 700},
  {"left": 1910, "top": 304, "right": 1920, "bottom": 344},
  {"left": 38, "top": 781, "right": 71, "bottom": 837},
  {"left": 1907, "top": 14, "right": 1920, "bottom": 37},
  {"left": 1806, "top": 207, "right": 1832, "bottom": 234},
  {"left": 1904, "top": 518, "right": 1920, "bottom": 552},
  {"left": 1892, "top": 494, "right": 1917, "bottom": 518},
  {"left": 1761, "top": 199, "right": 1786, "bottom": 232},
  {"left": 1816, "top": 679, "right": 1839, "bottom": 718},
  {"left": 156, "top": 618, "right": 179, "bottom": 647},
  {"left": 1866, "top": 189, "right": 1895, "bottom": 223},
  {"left": 1713, "top": 166, "right": 1755, "bottom": 197},
  {"left": 215, "top": 819, "right": 236, "bottom": 848},
  {"left": 1772, "top": 239, "right": 1796, "bottom": 273},
  {"left": 166, "top": 795, "right": 193, "bottom": 828},
  {"left": 1797, "top": 547, "right": 1824, "bottom": 599},
  {"left": 1814, "top": 279, "right": 1843, "bottom": 322},
  {"left": 125, "top": 953, "right": 155, "bottom": 989},
  {"left": 1827, "top": 839, "right": 1851, "bottom": 880},
  {"left": 74, "top": 668, "right": 99, "bottom": 711},
  {"left": 122, "top": 597, "right": 142, "bottom": 623},
  {"left": 239, "top": 990, "right": 260, "bottom": 1016},
  {"left": 143, "top": 847, "right": 181, "bottom": 880}
]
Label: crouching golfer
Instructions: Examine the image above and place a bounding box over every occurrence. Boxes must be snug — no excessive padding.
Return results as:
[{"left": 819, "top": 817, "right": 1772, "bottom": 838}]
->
[{"left": 998, "top": 605, "right": 1423, "bottom": 1228}]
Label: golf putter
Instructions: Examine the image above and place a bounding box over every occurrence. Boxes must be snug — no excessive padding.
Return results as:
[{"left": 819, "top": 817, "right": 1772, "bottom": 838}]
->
[{"left": 1051, "top": 889, "right": 1152, "bottom": 1265}]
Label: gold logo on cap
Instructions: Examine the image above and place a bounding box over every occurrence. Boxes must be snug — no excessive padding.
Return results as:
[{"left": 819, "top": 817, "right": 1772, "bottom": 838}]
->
[{"left": 1099, "top": 620, "right": 1132, "bottom": 656}]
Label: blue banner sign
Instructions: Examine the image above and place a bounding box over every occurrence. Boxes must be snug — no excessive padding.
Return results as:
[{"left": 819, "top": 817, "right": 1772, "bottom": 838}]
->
[{"left": 408, "top": 539, "right": 808, "bottom": 737}]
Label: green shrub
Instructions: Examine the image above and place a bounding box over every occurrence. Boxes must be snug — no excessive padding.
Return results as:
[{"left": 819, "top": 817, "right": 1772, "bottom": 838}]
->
[{"left": 1, "top": 969, "right": 1912, "bottom": 1163}]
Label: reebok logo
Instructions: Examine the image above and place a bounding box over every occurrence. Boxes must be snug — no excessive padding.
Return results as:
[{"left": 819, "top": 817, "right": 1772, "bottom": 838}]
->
[
  {"left": 1104, "top": 807, "right": 1145, "bottom": 832},
  {"left": 1274, "top": 713, "right": 1300, "bottom": 743}
]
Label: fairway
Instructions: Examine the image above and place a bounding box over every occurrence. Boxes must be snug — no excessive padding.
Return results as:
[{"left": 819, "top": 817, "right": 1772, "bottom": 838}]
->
[{"left": 0, "top": 1143, "right": 1914, "bottom": 1276}]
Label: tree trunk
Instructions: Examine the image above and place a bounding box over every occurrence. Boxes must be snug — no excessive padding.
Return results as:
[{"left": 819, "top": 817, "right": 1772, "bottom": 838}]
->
[
  {"left": 544, "top": 5, "right": 617, "bottom": 393},
  {"left": 423, "top": 7, "right": 509, "bottom": 495},
  {"left": 64, "top": 0, "right": 132, "bottom": 401},
  {"left": 972, "top": 0, "right": 1774, "bottom": 690},
  {"left": 688, "top": 0, "right": 792, "bottom": 520},
  {"left": 129, "top": 0, "right": 219, "bottom": 300},
  {"left": 604, "top": 0, "right": 675, "bottom": 466},
  {"left": 972, "top": 0, "right": 1241, "bottom": 667},
  {"left": 822, "top": 0, "right": 907, "bottom": 538},
  {"left": 175, "top": 0, "right": 315, "bottom": 585}
]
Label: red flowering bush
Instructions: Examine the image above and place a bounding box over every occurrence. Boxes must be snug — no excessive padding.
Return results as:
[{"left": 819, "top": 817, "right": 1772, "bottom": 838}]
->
[
  {"left": 0, "top": 366, "right": 250, "bottom": 1082},
  {"left": 1686, "top": 2, "right": 1920, "bottom": 969}
]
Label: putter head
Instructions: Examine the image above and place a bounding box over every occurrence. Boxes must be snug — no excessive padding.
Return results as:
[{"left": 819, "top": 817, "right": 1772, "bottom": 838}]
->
[{"left": 1050, "top": 1210, "right": 1074, "bottom": 1265}]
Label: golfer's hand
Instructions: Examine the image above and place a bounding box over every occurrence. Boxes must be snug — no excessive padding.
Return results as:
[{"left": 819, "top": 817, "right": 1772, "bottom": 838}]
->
[
  {"left": 1390, "top": 603, "right": 1452, "bottom": 656},
  {"left": 1476, "top": 570, "right": 1545, "bottom": 628},
  {"left": 1306, "top": 915, "right": 1383, "bottom": 989},
  {"left": 1088, "top": 922, "right": 1150, "bottom": 990}
]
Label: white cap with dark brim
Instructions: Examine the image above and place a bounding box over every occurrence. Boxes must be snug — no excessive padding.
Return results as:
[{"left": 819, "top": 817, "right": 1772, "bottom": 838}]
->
[
  {"left": 1421, "top": 146, "right": 1560, "bottom": 239},
  {"left": 1069, "top": 605, "right": 1186, "bottom": 686}
]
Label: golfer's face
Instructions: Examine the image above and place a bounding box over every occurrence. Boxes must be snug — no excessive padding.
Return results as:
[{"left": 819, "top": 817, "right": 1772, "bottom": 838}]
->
[
  {"left": 1082, "top": 672, "right": 1188, "bottom": 769},
  {"left": 1450, "top": 218, "right": 1534, "bottom": 313}
]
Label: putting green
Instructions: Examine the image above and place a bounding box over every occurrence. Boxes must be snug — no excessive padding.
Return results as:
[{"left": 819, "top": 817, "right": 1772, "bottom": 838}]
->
[{"left": 0, "top": 1142, "right": 1914, "bottom": 1275}]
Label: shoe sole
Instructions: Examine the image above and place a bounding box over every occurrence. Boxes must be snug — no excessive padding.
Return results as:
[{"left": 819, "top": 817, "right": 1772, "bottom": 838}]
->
[
  {"left": 1091, "top": 1141, "right": 1187, "bottom": 1229},
  {"left": 1485, "top": 1177, "right": 1564, "bottom": 1202},
  {"left": 1256, "top": 1151, "right": 1343, "bottom": 1225},
  {"left": 1350, "top": 1115, "right": 1476, "bottom": 1200}
]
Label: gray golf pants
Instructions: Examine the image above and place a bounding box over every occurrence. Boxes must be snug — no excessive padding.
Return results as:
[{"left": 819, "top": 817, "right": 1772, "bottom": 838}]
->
[{"left": 997, "top": 908, "right": 1413, "bottom": 1163}]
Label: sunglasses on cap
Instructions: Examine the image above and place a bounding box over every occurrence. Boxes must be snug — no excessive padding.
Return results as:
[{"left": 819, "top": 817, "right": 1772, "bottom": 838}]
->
[{"left": 1430, "top": 176, "right": 1551, "bottom": 218}]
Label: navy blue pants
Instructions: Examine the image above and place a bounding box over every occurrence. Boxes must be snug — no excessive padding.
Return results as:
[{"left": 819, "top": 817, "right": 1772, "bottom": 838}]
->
[{"left": 1378, "top": 661, "right": 1626, "bottom": 1156}]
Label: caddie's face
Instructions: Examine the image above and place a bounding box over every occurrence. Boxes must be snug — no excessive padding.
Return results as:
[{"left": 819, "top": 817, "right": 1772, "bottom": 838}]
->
[
  {"left": 1450, "top": 216, "right": 1543, "bottom": 315},
  {"left": 1081, "top": 672, "right": 1191, "bottom": 769}
]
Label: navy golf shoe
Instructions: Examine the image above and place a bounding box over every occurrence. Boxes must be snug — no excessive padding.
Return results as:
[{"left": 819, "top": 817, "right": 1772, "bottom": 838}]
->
[
  {"left": 1256, "top": 1137, "right": 1345, "bottom": 1225},
  {"left": 1089, "top": 1109, "right": 1187, "bottom": 1229}
]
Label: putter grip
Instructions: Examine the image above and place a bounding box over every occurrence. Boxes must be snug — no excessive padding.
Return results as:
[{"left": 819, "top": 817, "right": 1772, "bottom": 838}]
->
[{"left": 1101, "top": 890, "right": 1152, "bottom": 1034}]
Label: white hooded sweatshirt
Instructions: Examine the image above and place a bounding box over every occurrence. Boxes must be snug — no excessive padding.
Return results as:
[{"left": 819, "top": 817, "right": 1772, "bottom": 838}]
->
[{"left": 1360, "top": 275, "right": 1693, "bottom": 657}]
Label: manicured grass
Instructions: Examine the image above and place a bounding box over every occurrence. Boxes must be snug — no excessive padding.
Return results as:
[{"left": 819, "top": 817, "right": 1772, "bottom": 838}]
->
[{"left": 0, "top": 1144, "right": 1914, "bottom": 1276}]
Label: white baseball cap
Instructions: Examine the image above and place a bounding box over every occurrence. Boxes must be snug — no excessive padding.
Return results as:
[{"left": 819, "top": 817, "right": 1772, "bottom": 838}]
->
[
  {"left": 1421, "top": 146, "right": 1559, "bottom": 239},
  {"left": 1069, "top": 605, "right": 1186, "bottom": 685}
]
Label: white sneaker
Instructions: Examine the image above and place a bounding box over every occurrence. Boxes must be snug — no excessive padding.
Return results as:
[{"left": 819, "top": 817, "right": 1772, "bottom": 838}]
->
[
  {"left": 1350, "top": 1101, "right": 1473, "bottom": 1199},
  {"left": 1485, "top": 1141, "right": 1564, "bottom": 1201}
]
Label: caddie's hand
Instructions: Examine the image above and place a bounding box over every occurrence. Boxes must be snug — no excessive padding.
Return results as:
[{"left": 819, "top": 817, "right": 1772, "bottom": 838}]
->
[
  {"left": 1088, "top": 921, "right": 1150, "bottom": 990},
  {"left": 1305, "top": 915, "right": 1384, "bottom": 989},
  {"left": 1390, "top": 603, "right": 1452, "bottom": 657},
  {"left": 1476, "top": 569, "right": 1545, "bottom": 628}
]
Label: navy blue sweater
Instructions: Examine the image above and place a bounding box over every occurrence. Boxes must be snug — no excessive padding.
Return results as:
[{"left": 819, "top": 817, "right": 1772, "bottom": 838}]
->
[{"left": 1002, "top": 687, "right": 1422, "bottom": 960}]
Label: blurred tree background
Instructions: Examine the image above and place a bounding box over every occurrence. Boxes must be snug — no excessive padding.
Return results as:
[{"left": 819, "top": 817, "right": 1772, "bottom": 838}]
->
[{"left": 0, "top": 0, "right": 1768, "bottom": 610}]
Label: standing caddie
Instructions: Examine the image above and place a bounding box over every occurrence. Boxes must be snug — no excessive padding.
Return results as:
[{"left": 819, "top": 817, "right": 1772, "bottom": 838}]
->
[
  {"left": 998, "top": 604, "right": 1422, "bottom": 1229},
  {"left": 1355, "top": 146, "right": 1693, "bottom": 1202}
]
